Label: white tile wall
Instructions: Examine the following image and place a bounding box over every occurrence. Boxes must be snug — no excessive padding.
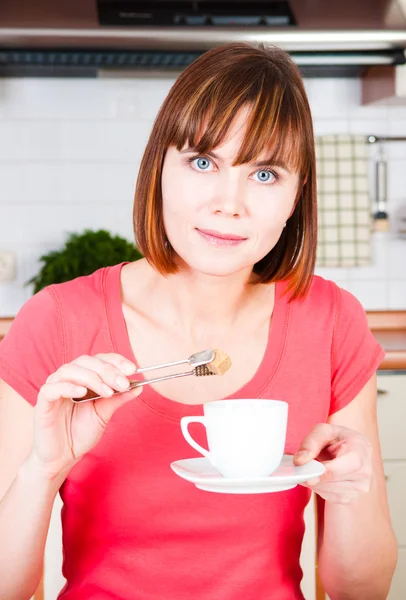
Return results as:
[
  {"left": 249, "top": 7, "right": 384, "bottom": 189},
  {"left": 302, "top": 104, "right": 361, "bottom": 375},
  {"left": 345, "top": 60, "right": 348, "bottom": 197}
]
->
[{"left": 1, "top": 75, "right": 406, "bottom": 315}]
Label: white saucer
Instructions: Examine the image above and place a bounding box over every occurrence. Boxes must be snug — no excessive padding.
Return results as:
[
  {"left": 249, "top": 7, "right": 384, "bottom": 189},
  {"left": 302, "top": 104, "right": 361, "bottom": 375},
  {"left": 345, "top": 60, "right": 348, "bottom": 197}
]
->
[{"left": 170, "top": 455, "right": 326, "bottom": 494}]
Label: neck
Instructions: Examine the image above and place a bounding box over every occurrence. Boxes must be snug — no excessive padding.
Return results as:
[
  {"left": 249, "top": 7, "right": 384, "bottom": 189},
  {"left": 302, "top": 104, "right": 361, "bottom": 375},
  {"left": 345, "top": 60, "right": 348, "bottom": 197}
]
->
[{"left": 151, "top": 266, "right": 274, "bottom": 342}]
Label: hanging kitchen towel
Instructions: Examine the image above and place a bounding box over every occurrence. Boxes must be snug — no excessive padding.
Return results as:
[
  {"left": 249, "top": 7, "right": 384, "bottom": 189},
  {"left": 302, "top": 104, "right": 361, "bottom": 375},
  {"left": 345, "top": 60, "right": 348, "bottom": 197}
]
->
[{"left": 315, "top": 134, "right": 372, "bottom": 267}]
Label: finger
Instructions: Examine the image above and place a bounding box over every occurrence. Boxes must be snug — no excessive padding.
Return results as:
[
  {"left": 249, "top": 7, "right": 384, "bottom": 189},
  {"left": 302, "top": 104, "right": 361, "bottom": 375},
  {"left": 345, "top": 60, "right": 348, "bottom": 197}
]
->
[
  {"left": 92, "top": 353, "right": 137, "bottom": 376},
  {"left": 326, "top": 494, "right": 359, "bottom": 505},
  {"left": 91, "top": 385, "right": 142, "bottom": 424},
  {"left": 70, "top": 355, "right": 135, "bottom": 393},
  {"left": 322, "top": 452, "right": 364, "bottom": 482},
  {"left": 294, "top": 423, "right": 337, "bottom": 464},
  {"left": 48, "top": 357, "right": 135, "bottom": 397},
  {"left": 38, "top": 382, "right": 88, "bottom": 407},
  {"left": 47, "top": 364, "right": 115, "bottom": 399},
  {"left": 302, "top": 477, "right": 321, "bottom": 487},
  {"left": 303, "top": 479, "right": 355, "bottom": 491},
  {"left": 301, "top": 480, "right": 366, "bottom": 502},
  {"left": 315, "top": 480, "right": 368, "bottom": 494},
  {"left": 301, "top": 486, "right": 360, "bottom": 504}
]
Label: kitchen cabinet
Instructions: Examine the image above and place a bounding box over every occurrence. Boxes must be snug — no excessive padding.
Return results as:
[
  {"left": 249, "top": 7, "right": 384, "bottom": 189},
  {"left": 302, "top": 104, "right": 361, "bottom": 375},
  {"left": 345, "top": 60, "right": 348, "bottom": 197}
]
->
[
  {"left": 377, "top": 374, "right": 406, "bottom": 459},
  {"left": 377, "top": 372, "right": 406, "bottom": 600},
  {"left": 384, "top": 462, "right": 406, "bottom": 546},
  {"left": 390, "top": 549, "right": 406, "bottom": 600},
  {"left": 301, "top": 495, "right": 317, "bottom": 599},
  {"left": 362, "top": 64, "right": 406, "bottom": 105}
]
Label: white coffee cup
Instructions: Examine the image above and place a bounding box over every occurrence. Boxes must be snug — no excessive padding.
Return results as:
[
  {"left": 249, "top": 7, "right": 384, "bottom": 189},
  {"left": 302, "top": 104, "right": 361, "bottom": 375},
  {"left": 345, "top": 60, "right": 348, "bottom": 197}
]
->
[{"left": 180, "top": 399, "right": 288, "bottom": 479}]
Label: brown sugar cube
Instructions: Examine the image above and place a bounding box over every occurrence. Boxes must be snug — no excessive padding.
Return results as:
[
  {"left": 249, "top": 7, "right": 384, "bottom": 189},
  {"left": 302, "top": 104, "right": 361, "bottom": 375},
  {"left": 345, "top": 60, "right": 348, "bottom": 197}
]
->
[{"left": 208, "top": 349, "right": 232, "bottom": 375}]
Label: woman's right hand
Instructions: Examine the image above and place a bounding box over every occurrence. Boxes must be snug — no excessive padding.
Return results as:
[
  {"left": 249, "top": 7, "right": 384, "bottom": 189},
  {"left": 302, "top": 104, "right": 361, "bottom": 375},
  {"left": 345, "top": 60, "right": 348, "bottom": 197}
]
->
[{"left": 30, "top": 353, "right": 141, "bottom": 479}]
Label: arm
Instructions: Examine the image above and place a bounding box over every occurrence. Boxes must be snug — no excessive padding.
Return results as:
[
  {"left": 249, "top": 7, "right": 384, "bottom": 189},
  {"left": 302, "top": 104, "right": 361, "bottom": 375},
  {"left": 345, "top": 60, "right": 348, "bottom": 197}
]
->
[
  {"left": 0, "top": 353, "right": 140, "bottom": 600},
  {"left": 0, "top": 380, "right": 61, "bottom": 600},
  {"left": 316, "top": 375, "right": 397, "bottom": 599},
  {"left": 0, "top": 289, "right": 139, "bottom": 598}
]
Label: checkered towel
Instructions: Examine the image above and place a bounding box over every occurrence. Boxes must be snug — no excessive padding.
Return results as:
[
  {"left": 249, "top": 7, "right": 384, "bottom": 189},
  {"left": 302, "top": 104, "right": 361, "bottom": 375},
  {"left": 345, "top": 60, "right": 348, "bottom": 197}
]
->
[{"left": 315, "top": 134, "right": 372, "bottom": 267}]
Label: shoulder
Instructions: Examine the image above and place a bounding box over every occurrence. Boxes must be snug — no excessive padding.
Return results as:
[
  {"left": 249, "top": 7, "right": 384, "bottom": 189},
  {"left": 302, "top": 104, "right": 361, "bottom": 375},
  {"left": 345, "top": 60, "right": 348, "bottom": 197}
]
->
[
  {"left": 40, "top": 262, "right": 125, "bottom": 315},
  {"left": 294, "top": 275, "right": 364, "bottom": 314},
  {"left": 0, "top": 263, "right": 127, "bottom": 403},
  {"left": 49, "top": 262, "right": 122, "bottom": 299},
  {"left": 304, "top": 274, "right": 338, "bottom": 303},
  {"left": 302, "top": 277, "right": 379, "bottom": 364},
  {"left": 13, "top": 262, "right": 125, "bottom": 340},
  {"left": 3, "top": 262, "right": 121, "bottom": 342},
  {"left": 285, "top": 275, "right": 354, "bottom": 319},
  {"left": 310, "top": 275, "right": 364, "bottom": 314},
  {"left": 282, "top": 275, "right": 368, "bottom": 344}
]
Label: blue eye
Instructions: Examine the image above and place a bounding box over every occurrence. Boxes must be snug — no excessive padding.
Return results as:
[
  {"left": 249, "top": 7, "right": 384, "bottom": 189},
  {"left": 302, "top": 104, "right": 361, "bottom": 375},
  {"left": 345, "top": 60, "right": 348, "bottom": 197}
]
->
[
  {"left": 187, "top": 156, "right": 278, "bottom": 184},
  {"left": 190, "top": 156, "right": 211, "bottom": 171},
  {"left": 254, "top": 169, "right": 276, "bottom": 183}
]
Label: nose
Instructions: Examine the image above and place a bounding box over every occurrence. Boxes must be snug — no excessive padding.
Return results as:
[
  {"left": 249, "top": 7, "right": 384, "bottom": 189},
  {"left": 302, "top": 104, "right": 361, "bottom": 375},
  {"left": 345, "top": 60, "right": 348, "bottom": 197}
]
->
[{"left": 209, "top": 171, "right": 247, "bottom": 218}]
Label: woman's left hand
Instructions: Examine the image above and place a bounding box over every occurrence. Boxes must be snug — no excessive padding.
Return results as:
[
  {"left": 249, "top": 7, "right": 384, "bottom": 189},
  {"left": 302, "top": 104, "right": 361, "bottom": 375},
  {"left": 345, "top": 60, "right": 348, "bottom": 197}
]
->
[{"left": 293, "top": 423, "right": 373, "bottom": 504}]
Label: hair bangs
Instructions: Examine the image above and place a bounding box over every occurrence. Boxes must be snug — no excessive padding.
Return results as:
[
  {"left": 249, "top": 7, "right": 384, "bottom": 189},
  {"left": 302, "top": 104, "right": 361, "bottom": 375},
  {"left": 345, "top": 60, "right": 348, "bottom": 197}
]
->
[
  {"left": 232, "top": 86, "right": 310, "bottom": 178},
  {"left": 166, "top": 68, "right": 309, "bottom": 180}
]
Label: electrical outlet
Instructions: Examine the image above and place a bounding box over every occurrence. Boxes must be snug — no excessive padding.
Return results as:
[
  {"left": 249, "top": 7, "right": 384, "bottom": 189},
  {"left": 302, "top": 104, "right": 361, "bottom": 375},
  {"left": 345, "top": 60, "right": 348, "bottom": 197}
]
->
[{"left": 0, "top": 251, "right": 17, "bottom": 282}]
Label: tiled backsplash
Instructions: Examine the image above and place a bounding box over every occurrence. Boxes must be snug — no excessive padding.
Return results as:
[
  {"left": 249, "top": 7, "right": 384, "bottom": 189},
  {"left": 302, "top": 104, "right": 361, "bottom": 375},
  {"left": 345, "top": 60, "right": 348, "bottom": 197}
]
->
[{"left": 1, "top": 75, "right": 406, "bottom": 315}]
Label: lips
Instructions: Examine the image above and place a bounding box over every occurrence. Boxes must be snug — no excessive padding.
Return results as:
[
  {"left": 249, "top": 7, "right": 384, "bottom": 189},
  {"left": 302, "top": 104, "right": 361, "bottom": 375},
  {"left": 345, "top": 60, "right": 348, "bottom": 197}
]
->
[{"left": 196, "top": 228, "right": 247, "bottom": 241}]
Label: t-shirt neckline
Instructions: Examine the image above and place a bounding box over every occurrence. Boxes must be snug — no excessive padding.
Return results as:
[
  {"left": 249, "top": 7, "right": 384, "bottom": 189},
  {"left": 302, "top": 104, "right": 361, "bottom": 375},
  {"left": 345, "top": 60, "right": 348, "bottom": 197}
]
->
[{"left": 104, "top": 262, "right": 290, "bottom": 420}]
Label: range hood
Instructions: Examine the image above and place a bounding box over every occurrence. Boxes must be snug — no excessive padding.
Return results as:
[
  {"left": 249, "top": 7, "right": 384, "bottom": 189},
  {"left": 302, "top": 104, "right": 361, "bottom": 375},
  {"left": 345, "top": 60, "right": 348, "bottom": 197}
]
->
[{"left": 1, "top": 0, "right": 406, "bottom": 78}]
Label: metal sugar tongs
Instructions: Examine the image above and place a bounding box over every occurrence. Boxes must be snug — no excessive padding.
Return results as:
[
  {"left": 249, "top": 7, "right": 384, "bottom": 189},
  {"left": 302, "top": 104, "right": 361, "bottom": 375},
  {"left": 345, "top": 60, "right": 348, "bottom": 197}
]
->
[{"left": 71, "top": 349, "right": 216, "bottom": 403}]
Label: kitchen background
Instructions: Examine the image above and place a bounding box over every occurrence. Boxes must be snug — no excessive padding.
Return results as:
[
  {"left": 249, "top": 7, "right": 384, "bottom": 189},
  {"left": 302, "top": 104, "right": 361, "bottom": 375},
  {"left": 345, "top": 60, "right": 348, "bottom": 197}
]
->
[{"left": 1, "top": 73, "right": 406, "bottom": 316}]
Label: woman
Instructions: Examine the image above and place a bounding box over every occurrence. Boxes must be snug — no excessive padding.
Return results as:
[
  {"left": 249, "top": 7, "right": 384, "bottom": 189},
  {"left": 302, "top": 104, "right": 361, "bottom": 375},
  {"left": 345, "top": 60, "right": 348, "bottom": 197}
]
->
[{"left": 0, "top": 42, "right": 397, "bottom": 599}]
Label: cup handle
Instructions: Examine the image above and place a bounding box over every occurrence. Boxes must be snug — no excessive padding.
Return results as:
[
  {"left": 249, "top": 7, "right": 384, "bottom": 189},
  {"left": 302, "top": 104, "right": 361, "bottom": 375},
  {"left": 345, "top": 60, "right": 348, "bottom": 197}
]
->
[{"left": 180, "top": 416, "right": 211, "bottom": 461}]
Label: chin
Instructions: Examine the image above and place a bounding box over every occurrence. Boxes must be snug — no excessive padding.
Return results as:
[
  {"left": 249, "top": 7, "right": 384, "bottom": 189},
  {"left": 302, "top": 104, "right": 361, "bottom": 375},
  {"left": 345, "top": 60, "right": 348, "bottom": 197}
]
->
[{"left": 179, "top": 255, "right": 252, "bottom": 278}]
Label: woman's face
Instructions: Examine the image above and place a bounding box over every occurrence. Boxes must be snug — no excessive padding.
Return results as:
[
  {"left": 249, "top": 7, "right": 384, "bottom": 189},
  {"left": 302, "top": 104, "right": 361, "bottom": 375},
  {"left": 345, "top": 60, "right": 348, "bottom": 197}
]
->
[{"left": 161, "top": 107, "right": 301, "bottom": 277}]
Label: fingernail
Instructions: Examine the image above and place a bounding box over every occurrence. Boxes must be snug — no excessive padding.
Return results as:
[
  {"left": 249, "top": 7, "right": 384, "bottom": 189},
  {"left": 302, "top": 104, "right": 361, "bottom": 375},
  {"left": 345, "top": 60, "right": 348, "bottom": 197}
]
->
[
  {"left": 306, "top": 477, "right": 320, "bottom": 487},
  {"left": 121, "top": 363, "right": 135, "bottom": 375},
  {"left": 74, "top": 386, "right": 87, "bottom": 395},
  {"left": 116, "top": 376, "right": 130, "bottom": 390},
  {"left": 102, "top": 384, "right": 114, "bottom": 396},
  {"left": 295, "top": 450, "right": 308, "bottom": 460}
]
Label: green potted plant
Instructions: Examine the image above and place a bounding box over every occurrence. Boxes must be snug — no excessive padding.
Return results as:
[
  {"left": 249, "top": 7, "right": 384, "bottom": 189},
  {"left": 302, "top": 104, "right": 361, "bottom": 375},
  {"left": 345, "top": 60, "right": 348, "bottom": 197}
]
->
[{"left": 27, "top": 229, "right": 143, "bottom": 294}]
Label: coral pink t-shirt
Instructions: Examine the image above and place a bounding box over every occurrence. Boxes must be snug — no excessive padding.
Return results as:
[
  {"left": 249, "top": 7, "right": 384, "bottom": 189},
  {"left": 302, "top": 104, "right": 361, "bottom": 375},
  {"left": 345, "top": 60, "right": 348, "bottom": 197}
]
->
[{"left": 0, "top": 263, "right": 385, "bottom": 600}]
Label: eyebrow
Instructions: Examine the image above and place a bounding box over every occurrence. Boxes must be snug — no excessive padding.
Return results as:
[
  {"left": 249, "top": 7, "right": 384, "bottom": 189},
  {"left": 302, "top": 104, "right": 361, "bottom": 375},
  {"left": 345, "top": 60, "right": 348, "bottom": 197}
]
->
[{"left": 180, "top": 147, "right": 291, "bottom": 173}]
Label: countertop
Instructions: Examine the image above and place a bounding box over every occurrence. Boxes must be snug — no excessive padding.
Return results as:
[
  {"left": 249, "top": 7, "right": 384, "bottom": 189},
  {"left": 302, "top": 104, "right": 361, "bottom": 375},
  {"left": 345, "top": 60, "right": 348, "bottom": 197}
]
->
[
  {"left": 366, "top": 311, "right": 406, "bottom": 370},
  {"left": 1, "top": 311, "right": 406, "bottom": 370}
]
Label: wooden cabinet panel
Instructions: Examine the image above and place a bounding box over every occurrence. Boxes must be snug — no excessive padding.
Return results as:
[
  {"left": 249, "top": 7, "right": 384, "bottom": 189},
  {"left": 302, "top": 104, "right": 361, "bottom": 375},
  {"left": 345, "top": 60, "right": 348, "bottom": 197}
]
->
[
  {"left": 387, "top": 547, "right": 406, "bottom": 600},
  {"left": 376, "top": 374, "right": 406, "bottom": 459},
  {"left": 377, "top": 373, "right": 406, "bottom": 599},
  {"left": 384, "top": 461, "right": 406, "bottom": 546}
]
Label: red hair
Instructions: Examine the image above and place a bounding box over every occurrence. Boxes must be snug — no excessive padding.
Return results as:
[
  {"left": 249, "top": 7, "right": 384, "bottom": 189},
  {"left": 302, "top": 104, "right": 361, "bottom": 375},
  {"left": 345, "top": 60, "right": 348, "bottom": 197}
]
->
[{"left": 133, "top": 42, "right": 317, "bottom": 299}]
